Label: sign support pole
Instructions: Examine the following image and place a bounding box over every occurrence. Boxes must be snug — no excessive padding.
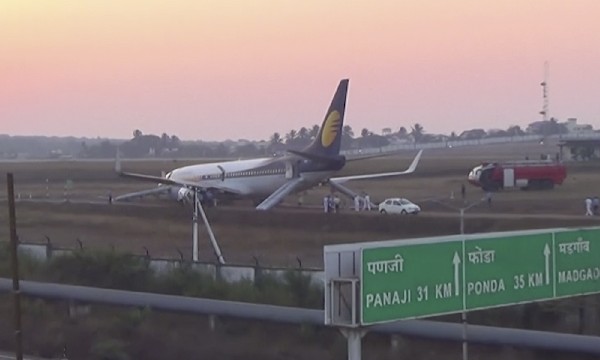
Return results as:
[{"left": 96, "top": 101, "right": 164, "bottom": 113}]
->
[
  {"left": 460, "top": 207, "right": 468, "bottom": 360},
  {"left": 7, "top": 173, "right": 24, "bottom": 360},
  {"left": 340, "top": 328, "right": 366, "bottom": 360},
  {"left": 461, "top": 312, "right": 468, "bottom": 360},
  {"left": 192, "top": 190, "right": 199, "bottom": 262}
]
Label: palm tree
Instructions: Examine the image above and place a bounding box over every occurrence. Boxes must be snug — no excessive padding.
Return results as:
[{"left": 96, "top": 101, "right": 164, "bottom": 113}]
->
[
  {"left": 270, "top": 132, "right": 283, "bottom": 146},
  {"left": 285, "top": 129, "right": 298, "bottom": 144},
  {"left": 410, "top": 123, "right": 424, "bottom": 143},
  {"left": 161, "top": 133, "right": 169, "bottom": 149},
  {"left": 170, "top": 135, "right": 181, "bottom": 149},
  {"left": 309, "top": 124, "right": 320, "bottom": 139},
  {"left": 361, "top": 128, "right": 371, "bottom": 138},
  {"left": 343, "top": 125, "right": 354, "bottom": 139},
  {"left": 298, "top": 127, "right": 309, "bottom": 140}
]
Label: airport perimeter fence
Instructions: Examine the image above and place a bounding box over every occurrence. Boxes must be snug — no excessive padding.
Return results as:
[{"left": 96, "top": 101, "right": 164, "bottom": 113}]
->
[
  {"left": 16, "top": 241, "right": 325, "bottom": 289},
  {"left": 341, "top": 134, "right": 546, "bottom": 156},
  {"left": 341, "top": 132, "right": 600, "bottom": 157}
]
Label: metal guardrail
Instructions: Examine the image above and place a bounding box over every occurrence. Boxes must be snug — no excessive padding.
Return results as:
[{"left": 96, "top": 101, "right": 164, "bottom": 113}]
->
[{"left": 1, "top": 278, "right": 599, "bottom": 355}]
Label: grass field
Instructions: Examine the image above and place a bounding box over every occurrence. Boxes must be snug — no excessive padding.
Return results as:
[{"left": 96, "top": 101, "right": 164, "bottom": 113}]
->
[{"left": 1, "top": 140, "right": 599, "bottom": 267}]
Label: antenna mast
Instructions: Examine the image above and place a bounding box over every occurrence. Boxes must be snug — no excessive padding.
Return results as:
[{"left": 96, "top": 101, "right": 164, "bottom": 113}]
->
[{"left": 539, "top": 61, "right": 549, "bottom": 121}]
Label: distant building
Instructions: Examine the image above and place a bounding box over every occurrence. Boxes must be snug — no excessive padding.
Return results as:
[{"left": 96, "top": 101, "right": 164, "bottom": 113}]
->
[
  {"left": 459, "top": 129, "right": 486, "bottom": 140},
  {"left": 564, "top": 118, "right": 593, "bottom": 133},
  {"left": 558, "top": 139, "right": 600, "bottom": 161},
  {"left": 386, "top": 135, "right": 411, "bottom": 145}
]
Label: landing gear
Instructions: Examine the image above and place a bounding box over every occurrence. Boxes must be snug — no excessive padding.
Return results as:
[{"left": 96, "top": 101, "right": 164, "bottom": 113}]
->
[{"left": 191, "top": 189, "right": 225, "bottom": 264}]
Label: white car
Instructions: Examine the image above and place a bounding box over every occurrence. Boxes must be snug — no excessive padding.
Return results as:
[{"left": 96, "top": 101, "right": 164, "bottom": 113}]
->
[{"left": 378, "top": 198, "right": 421, "bottom": 215}]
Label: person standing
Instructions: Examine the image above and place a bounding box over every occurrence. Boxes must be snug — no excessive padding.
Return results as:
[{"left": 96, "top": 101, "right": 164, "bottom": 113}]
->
[
  {"left": 585, "top": 197, "right": 593, "bottom": 216},
  {"left": 363, "top": 193, "right": 371, "bottom": 211},
  {"left": 354, "top": 194, "right": 361, "bottom": 212},
  {"left": 333, "top": 194, "right": 341, "bottom": 213},
  {"left": 323, "top": 195, "right": 330, "bottom": 213},
  {"left": 486, "top": 191, "right": 492, "bottom": 208},
  {"left": 461, "top": 183, "right": 466, "bottom": 202},
  {"left": 593, "top": 196, "right": 599, "bottom": 215}
]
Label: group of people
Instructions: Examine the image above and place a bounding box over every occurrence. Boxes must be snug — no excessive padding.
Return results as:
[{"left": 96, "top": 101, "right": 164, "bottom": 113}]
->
[
  {"left": 320, "top": 192, "right": 373, "bottom": 213},
  {"left": 353, "top": 192, "right": 372, "bottom": 212},
  {"left": 584, "top": 196, "right": 599, "bottom": 216},
  {"left": 323, "top": 193, "right": 342, "bottom": 213}
]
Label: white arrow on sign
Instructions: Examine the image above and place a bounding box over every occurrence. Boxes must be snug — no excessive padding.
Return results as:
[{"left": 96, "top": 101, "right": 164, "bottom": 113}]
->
[
  {"left": 453, "top": 252, "right": 461, "bottom": 296},
  {"left": 543, "top": 243, "right": 551, "bottom": 285}
]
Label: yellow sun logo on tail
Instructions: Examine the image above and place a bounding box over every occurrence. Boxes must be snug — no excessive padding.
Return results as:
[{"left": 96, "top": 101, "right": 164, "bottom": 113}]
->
[{"left": 321, "top": 110, "right": 341, "bottom": 147}]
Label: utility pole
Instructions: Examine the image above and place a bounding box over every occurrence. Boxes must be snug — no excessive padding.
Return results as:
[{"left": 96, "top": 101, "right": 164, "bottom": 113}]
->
[{"left": 7, "top": 173, "right": 23, "bottom": 360}]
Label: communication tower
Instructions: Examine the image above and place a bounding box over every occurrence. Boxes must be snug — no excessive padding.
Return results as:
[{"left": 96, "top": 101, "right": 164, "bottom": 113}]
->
[{"left": 539, "top": 61, "right": 549, "bottom": 121}]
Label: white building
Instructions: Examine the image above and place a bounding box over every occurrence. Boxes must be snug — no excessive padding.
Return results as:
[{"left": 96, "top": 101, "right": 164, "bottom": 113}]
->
[{"left": 564, "top": 118, "right": 593, "bottom": 133}]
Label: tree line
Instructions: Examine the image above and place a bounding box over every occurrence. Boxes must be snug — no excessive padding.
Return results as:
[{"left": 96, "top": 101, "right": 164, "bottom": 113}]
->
[{"left": 0, "top": 119, "right": 572, "bottom": 159}]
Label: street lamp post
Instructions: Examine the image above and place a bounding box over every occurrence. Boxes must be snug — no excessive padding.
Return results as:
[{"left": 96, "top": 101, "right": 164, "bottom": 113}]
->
[{"left": 425, "top": 197, "right": 484, "bottom": 360}]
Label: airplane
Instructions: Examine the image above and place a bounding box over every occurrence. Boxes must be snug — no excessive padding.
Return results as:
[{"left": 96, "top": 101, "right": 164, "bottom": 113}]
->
[{"left": 115, "top": 79, "right": 423, "bottom": 210}]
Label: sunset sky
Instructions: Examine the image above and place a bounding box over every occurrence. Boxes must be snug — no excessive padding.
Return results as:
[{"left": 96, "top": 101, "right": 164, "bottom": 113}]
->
[{"left": 2, "top": 1, "right": 599, "bottom": 141}]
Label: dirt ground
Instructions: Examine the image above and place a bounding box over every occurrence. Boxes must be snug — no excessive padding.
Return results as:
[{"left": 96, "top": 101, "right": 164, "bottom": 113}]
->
[{"left": 1, "top": 139, "right": 599, "bottom": 267}]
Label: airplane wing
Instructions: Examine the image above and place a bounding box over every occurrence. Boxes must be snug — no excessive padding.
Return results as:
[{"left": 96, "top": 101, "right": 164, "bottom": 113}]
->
[
  {"left": 329, "top": 149, "right": 423, "bottom": 184},
  {"left": 118, "top": 171, "right": 245, "bottom": 196},
  {"left": 118, "top": 170, "right": 200, "bottom": 188},
  {"left": 255, "top": 177, "right": 305, "bottom": 210},
  {"left": 114, "top": 186, "right": 174, "bottom": 202}
]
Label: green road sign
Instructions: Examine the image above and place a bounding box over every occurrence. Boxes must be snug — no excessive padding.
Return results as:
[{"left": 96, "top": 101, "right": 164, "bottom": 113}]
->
[
  {"left": 555, "top": 228, "right": 600, "bottom": 297},
  {"left": 464, "top": 232, "right": 554, "bottom": 310},
  {"left": 360, "top": 228, "right": 600, "bottom": 325}
]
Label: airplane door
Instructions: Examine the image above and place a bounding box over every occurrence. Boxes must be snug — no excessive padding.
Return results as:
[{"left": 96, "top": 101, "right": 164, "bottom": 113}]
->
[
  {"left": 217, "top": 165, "right": 226, "bottom": 181},
  {"left": 285, "top": 162, "right": 293, "bottom": 179}
]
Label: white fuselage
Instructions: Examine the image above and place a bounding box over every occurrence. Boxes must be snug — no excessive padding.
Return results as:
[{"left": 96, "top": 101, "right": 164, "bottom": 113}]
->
[{"left": 167, "top": 157, "right": 333, "bottom": 198}]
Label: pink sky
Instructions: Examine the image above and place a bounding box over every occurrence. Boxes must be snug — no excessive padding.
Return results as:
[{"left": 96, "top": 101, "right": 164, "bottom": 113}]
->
[{"left": 1, "top": 1, "right": 600, "bottom": 141}]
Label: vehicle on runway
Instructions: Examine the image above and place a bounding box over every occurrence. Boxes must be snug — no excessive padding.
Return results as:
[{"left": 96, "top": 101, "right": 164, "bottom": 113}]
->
[
  {"left": 378, "top": 198, "right": 421, "bottom": 215},
  {"left": 116, "top": 79, "right": 423, "bottom": 210},
  {"left": 467, "top": 159, "right": 566, "bottom": 191}
]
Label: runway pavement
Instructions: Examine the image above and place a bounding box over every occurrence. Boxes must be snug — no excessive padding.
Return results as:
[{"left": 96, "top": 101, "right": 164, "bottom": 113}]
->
[{"left": 3, "top": 196, "right": 600, "bottom": 222}]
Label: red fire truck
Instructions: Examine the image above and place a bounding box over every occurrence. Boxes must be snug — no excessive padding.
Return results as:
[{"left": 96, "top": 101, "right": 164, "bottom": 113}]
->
[{"left": 467, "top": 160, "right": 567, "bottom": 191}]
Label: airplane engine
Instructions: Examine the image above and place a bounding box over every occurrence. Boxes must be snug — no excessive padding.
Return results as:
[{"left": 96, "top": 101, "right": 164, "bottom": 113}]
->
[{"left": 170, "top": 186, "right": 194, "bottom": 204}]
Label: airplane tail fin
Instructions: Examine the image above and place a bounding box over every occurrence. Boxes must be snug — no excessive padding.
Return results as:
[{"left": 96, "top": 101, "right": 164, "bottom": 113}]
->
[{"left": 301, "top": 79, "right": 349, "bottom": 158}]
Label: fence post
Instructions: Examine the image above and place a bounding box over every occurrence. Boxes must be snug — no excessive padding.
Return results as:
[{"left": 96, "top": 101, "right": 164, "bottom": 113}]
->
[
  {"left": 45, "top": 236, "right": 53, "bottom": 259},
  {"left": 253, "top": 256, "right": 261, "bottom": 286}
]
